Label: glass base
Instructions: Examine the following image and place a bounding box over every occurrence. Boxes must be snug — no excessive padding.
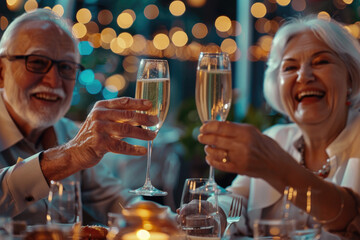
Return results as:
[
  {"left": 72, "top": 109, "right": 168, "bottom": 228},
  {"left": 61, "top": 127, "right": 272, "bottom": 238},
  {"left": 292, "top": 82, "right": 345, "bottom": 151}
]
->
[
  {"left": 192, "top": 181, "right": 231, "bottom": 195},
  {"left": 129, "top": 185, "right": 168, "bottom": 196}
]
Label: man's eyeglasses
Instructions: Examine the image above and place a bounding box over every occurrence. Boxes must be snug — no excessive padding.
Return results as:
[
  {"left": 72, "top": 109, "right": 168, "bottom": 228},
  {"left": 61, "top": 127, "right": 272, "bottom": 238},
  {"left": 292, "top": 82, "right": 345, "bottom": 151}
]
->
[{"left": 0, "top": 54, "right": 85, "bottom": 80}]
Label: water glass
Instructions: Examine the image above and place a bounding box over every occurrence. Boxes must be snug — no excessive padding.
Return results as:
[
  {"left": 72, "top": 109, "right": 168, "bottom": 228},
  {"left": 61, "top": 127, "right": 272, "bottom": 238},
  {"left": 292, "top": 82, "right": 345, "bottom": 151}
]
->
[
  {"left": 179, "top": 178, "right": 222, "bottom": 240},
  {"left": 47, "top": 180, "right": 82, "bottom": 234}
]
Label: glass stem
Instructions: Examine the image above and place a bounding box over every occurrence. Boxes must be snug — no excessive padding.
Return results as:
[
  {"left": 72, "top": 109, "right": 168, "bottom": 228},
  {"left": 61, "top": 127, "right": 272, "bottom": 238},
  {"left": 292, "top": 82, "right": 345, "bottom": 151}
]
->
[
  {"left": 208, "top": 166, "right": 216, "bottom": 185},
  {"left": 143, "top": 140, "right": 153, "bottom": 188}
]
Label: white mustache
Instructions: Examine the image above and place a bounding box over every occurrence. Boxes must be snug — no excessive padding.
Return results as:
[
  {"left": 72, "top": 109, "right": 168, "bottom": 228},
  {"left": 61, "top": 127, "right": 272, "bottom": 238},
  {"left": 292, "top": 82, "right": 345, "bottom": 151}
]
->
[{"left": 29, "top": 86, "right": 66, "bottom": 99}]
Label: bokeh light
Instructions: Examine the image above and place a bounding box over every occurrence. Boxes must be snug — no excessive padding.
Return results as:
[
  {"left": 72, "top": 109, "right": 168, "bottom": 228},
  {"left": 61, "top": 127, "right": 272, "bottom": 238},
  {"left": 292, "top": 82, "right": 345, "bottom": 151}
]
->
[
  {"left": 0, "top": 16, "right": 9, "bottom": 31},
  {"left": 98, "top": 9, "right": 113, "bottom": 25},
  {"left": 123, "top": 56, "right": 139, "bottom": 73},
  {"left": 102, "top": 86, "right": 118, "bottom": 99},
  {"left": 117, "top": 12, "right": 134, "bottom": 29},
  {"left": 77, "top": 8, "right": 92, "bottom": 24},
  {"left": 186, "top": 0, "right": 206, "bottom": 7},
  {"left": 276, "top": 0, "right": 291, "bottom": 6},
  {"left": 52, "top": 4, "right": 64, "bottom": 17},
  {"left": 317, "top": 11, "right": 331, "bottom": 21},
  {"left": 105, "top": 74, "right": 127, "bottom": 92},
  {"left": 144, "top": 4, "right": 159, "bottom": 20},
  {"left": 86, "top": 80, "right": 102, "bottom": 94},
  {"left": 79, "top": 69, "right": 95, "bottom": 85},
  {"left": 78, "top": 41, "right": 94, "bottom": 55},
  {"left": 215, "top": 16, "right": 232, "bottom": 32},
  {"left": 85, "top": 21, "right": 99, "bottom": 34},
  {"left": 130, "top": 34, "right": 147, "bottom": 53},
  {"left": 220, "top": 38, "right": 237, "bottom": 54},
  {"left": 291, "top": 0, "right": 306, "bottom": 12},
  {"left": 343, "top": 0, "right": 353, "bottom": 4},
  {"left": 172, "top": 30, "right": 188, "bottom": 47},
  {"left": 192, "top": 23, "right": 208, "bottom": 39},
  {"left": 101, "top": 27, "right": 116, "bottom": 43},
  {"left": 110, "top": 38, "right": 125, "bottom": 54},
  {"left": 6, "top": 0, "right": 22, "bottom": 11},
  {"left": 169, "top": 1, "right": 186, "bottom": 17},
  {"left": 24, "top": 0, "right": 38, "bottom": 12},
  {"left": 153, "top": 33, "right": 170, "bottom": 50},
  {"left": 72, "top": 23, "right": 87, "bottom": 39},
  {"left": 251, "top": 2, "right": 267, "bottom": 18},
  {"left": 118, "top": 32, "right": 134, "bottom": 48}
]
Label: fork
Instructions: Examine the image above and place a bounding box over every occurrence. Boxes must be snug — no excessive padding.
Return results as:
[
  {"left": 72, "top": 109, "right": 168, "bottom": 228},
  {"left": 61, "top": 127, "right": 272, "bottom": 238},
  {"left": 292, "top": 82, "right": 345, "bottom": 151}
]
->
[{"left": 223, "top": 196, "right": 243, "bottom": 237}]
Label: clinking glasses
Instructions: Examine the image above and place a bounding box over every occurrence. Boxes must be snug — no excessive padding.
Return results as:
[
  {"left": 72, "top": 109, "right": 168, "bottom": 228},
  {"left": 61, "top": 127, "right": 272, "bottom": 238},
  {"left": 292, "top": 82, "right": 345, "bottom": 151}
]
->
[{"left": 0, "top": 54, "right": 85, "bottom": 80}]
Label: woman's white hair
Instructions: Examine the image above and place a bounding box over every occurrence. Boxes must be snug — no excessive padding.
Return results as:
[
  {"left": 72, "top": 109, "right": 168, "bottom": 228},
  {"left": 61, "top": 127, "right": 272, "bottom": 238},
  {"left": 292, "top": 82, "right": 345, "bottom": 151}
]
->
[
  {"left": 0, "top": 9, "right": 78, "bottom": 55},
  {"left": 263, "top": 16, "right": 360, "bottom": 115}
]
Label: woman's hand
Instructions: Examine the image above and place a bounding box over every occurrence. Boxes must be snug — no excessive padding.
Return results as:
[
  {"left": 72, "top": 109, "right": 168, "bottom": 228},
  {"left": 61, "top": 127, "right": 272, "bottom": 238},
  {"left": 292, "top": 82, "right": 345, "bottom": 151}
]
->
[{"left": 198, "top": 121, "right": 293, "bottom": 180}]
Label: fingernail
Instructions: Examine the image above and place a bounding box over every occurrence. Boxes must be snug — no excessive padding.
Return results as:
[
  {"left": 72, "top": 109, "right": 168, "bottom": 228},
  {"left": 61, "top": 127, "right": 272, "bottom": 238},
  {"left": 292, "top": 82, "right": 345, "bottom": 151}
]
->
[
  {"left": 144, "top": 100, "right": 152, "bottom": 106},
  {"left": 119, "top": 97, "right": 129, "bottom": 104}
]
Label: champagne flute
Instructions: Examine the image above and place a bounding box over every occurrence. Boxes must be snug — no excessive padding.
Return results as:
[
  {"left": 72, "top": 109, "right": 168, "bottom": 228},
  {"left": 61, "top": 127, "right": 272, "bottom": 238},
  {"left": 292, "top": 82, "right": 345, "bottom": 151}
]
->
[
  {"left": 129, "top": 59, "right": 170, "bottom": 196},
  {"left": 195, "top": 52, "right": 232, "bottom": 194}
]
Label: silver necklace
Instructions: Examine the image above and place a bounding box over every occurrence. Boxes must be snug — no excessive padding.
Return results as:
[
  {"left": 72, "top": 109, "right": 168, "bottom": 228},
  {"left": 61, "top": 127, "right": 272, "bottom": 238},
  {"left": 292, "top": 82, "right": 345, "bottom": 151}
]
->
[{"left": 298, "top": 141, "right": 331, "bottom": 178}]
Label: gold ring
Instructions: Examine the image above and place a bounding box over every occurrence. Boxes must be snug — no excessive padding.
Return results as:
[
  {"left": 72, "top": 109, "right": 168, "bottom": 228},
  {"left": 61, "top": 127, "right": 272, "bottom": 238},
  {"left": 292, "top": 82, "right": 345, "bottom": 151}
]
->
[{"left": 222, "top": 151, "right": 228, "bottom": 163}]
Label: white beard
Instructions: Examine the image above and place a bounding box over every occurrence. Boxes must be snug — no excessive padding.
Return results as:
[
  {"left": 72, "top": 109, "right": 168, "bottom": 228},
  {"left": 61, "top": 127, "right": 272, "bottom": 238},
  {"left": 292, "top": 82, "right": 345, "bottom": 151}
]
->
[{"left": 4, "top": 83, "right": 70, "bottom": 130}]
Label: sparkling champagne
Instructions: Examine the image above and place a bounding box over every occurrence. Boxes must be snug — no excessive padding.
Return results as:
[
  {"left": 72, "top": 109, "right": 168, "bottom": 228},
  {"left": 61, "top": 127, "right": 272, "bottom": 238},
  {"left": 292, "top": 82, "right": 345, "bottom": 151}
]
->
[
  {"left": 195, "top": 70, "right": 232, "bottom": 123},
  {"left": 135, "top": 78, "right": 170, "bottom": 132}
]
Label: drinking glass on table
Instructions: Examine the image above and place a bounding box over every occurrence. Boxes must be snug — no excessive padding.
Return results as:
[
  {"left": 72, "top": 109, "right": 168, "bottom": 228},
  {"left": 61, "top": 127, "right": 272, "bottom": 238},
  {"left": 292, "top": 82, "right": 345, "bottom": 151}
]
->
[
  {"left": 195, "top": 52, "right": 232, "bottom": 194},
  {"left": 129, "top": 59, "right": 170, "bottom": 196},
  {"left": 47, "top": 180, "right": 82, "bottom": 235},
  {"left": 253, "top": 219, "right": 296, "bottom": 240},
  {"left": 179, "top": 178, "right": 222, "bottom": 240}
]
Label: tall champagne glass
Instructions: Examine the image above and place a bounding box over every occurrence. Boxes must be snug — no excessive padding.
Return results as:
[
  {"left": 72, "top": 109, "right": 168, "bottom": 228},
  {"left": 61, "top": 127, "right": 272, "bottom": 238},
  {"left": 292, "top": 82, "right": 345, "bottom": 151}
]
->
[
  {"left": 129, "top": 59, "right": 170, "bottom": 196},
  {"left": 195, "top": 52, "right": 232, "bottom": 194}
]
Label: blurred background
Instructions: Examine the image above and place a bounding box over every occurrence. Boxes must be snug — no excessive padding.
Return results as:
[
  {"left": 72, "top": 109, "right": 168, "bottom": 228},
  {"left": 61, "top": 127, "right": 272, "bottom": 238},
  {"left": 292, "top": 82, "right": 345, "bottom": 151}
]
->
[{"left": 1, "top": 0, "right": 360, "bottom": 209}]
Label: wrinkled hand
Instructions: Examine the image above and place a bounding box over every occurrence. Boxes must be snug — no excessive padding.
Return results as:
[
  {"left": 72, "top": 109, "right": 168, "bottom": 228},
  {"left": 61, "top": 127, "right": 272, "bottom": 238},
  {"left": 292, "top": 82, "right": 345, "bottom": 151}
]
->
[
  {"left": 198, "top": 121, "right": 291, "bottom": 180},
  {"left": 178, "top": 200, "right": 226, "bottom": 236},
  {"left": 65, "top": 97, "right": 158, "bottom": 170}
]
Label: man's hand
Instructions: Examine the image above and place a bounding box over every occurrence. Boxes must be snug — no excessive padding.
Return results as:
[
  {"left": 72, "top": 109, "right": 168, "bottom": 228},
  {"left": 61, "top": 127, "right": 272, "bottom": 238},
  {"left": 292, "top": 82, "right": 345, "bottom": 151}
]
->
[{"left": 41, "top": 97, "right": 158, "bottom": 181}]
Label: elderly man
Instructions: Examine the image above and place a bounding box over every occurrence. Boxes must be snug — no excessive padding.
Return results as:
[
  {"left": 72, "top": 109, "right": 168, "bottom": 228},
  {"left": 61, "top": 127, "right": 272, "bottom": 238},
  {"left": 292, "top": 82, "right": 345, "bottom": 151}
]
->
[{"left": 0, "top": 9, "right": 157, "bottom": 225}]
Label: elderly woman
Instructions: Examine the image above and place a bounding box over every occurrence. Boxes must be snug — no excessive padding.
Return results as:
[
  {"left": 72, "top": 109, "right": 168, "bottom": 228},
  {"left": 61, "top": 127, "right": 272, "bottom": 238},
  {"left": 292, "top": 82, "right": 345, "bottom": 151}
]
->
[{"left": 198, "top": 16, "right": 360, "bottom": 239}]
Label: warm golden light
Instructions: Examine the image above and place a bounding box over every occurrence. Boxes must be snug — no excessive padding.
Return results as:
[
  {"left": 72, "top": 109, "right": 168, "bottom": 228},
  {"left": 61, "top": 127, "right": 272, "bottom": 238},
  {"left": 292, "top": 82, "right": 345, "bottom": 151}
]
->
[
  {"left": 77, "top": 8, "right": 92, "bottom": 24},
  {"left": 144, "top": 4, "right": 159, "bottom": 20},
  {"left": 251, "top": 2, "right": 267, "bottom": 18},
  {"left": 153, "top": 33, "right": 170, "bottom": 50},
  {"left": 317, "top": 11, "right": 331, "bottom": 21},
  {"left": 98, "top": 9, "right": 113, "bottom": 25},
  {"left": 85, "top": 21, "right": 99, "bottom": 34},
  {"left": 291, "top": 0, "right": 306, "bottom": 11},
  {"left": 345, "top": 24, "right": 360, "bottom": 38},
  {"left": 52, "top": 4, "right": 64, "bottom": 17},
  {"left": 101, "top": 27, "right": 117, "bottom": 43},
  {"left": 215, "top": 16, "right": 232, "bottom": 32},
  {"left": 186, "top": 0, "right": 206, "bottom": 7},
  {"left": 72, "top": 23, "right": 87, "bottom": 39},
  {"left": 172, "top": 31, "right": 188, "bottom": 47},
  {"left": 276, "top": 0, "right": 291, "bottom": 6},
  {"left": 88, "top": 33, "right": 102, "bottom": 48},
  {"left": 6, "top": 0, "right": 22, "bottom": 11},
  {"left": 110, "top": 38, "right": 125, "bottom": 54},
  {"left": 123, "top": 56, "right": 139, "bottom": 73},
  {"left": 130, "top": 34, "right": 147, "bottom": 53},
  {"left": 258, "top": 35, "right": 273, "bottom": 52},
  {"left": 117, "top": 12, "right": 134, "bottom": 29},
  {"left": 221, "top": 38, "right": 237, "bottom": 54},
  {"left": 343, "top": 0, "right": 353, "bottom": 4},
  {"left": 228, "top": 21, "right": 241, "bottom": 36},
  {"left": 0, "top": 16, "right": 8, "bottom": 31},
  {"left": 169, "top": 0, "right": 186, "bottom": 16},
  {"left": 118, "top": 32, "right": 134, "bottom": 48},
  {"left": 106, "top": 74, "right": 127, "bottom": 91},
  {"left": 24, "top": 0, "right": 38, "bottom": 12},
  {"left": 192, "top": 23, "right": 208, "bottom": 39}
]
